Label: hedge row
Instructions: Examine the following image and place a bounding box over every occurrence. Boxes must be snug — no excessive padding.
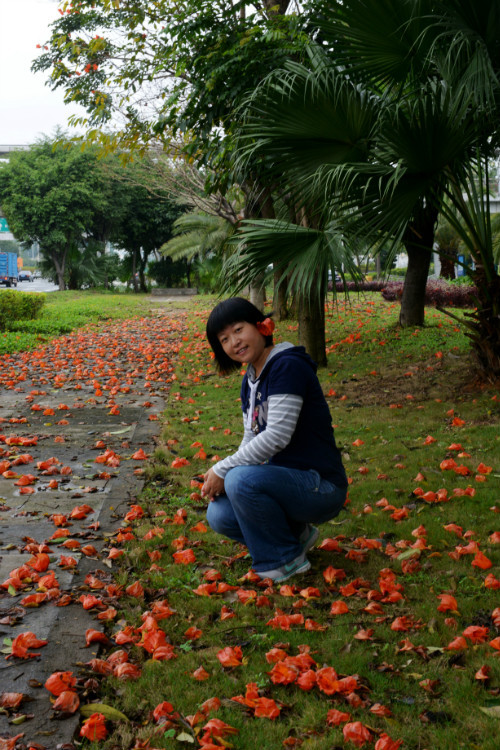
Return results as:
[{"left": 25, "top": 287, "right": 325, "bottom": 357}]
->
[
  {"left": 330, "top": 279, "right": 477, "bottom": 308},
  {"left": 379, "top": 279, "right": 477, "bottom": 308},
  {"left": 0, "top": 290, "right": 46, "bottom": 330}
]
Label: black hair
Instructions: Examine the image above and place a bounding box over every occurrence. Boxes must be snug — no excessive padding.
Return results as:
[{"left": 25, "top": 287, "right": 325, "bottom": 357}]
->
[{"left": 206, "top": 297, "right": 273, "bottom": 374}]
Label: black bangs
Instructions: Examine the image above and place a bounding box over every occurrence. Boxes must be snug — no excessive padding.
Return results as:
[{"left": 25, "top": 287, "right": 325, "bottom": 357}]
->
[{"left": 206, "top": 297, "right": 272, "bottom": 374}]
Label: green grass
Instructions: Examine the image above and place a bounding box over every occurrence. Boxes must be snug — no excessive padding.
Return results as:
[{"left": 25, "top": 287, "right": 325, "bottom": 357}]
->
[
  {"left": 0, "top": 290, "right": 157, "bottom": 354},
  {"left": 79, "top": 293, "right": 500, "bottom": 750},
  {"left": 6, "top": 290, "right": 496, "bottom": 749}
]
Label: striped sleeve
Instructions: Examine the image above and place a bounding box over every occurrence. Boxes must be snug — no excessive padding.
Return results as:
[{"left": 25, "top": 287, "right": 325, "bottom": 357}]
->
[{"left": 212, "top": 393, "right": 303, "bottom": 478}]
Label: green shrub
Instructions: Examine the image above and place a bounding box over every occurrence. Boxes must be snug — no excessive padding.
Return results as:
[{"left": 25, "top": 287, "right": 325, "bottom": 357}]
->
[{"left": 0, "top": 291, "right": 46, "bottom": 330}]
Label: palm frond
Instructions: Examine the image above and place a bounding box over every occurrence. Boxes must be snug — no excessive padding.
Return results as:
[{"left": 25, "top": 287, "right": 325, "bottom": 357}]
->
[
  {"left": 221, "top": 219, "right": 360, "bottom": 299},
  {"left": 161, "top": 210, "right": 235, "bottom": 262}
]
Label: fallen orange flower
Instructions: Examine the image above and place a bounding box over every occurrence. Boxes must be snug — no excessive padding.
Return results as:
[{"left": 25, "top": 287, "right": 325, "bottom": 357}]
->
[
  {"left": 126, "top": 581, "right": 145, "bottom": 598},
  {"left": 171, "top": 456, "right": 190, "bottom": 468},
  {"left": 445, "top": 636, "right": 468, "bottom": 651},
  {"left": 7, "top": 631, "right": 48, "bottom": 659},
  {"left": 113, "top": 662, "right": 142, "bottom": 679},
  {"left": 323, "top": 566, "right": 346, "bottom": 584},
  {"left": 217, "top": 646, "right": 243, "bottom": 668},
  {"left": 462, "top": 625, "right": 489, "bottom": 644},
  {"left": 315, "top": 666, "right": 339, "bottom": 695},
  {"left": 296, "top": 669, "right": 317, "bottom": 691},
  {"left": 80, "top": 712, "right": 107, "bottom": 741},
  {"left": 326, "top": 708, "right": 351, "bottom": 726},
  {"left": 471, "top": 550, "right": 492, "bottom": 569},
  {"left": 374, "top": 733, "right": 403, "bottom": 750},
  {"left": 370, "top": 703, "right": 392, "bottom": 717},
  {"left": 0, "top": 693, "right": 24, "bottom": 709},
  {"left": 0, "top": 732, "right": 24, "bottom": 749},
  {"left": 85, "top": 629, "right": 111, "bottom": 646},
  {"left": 44, "top": 671, "right": 77, "bottom": 696},
  {"left": 254, "top": 696, "right": 281, "bottom": 720},
  {"left": 475, "top": 665, "right": 491, "bottom": 680},
  {"left": 343, "top": 721, "right": 373, "bottom": 747},
  {"left": 173, "top": 548, "right": 196, "bottom": 564},
  {"left": 20, "top": 592, "right": 47, "bottom": 607},
  {"left": 14, "top": 474, "right": 37, "bottom": 486},
  {"left": 52, "top": 690, "right": 80, "bottom": 714},
  {"left": 192, "top": 666, "right": 210, "bottom": 681},
  {"left": 437, "top": 593, "right": 459, "bottom": 613}
]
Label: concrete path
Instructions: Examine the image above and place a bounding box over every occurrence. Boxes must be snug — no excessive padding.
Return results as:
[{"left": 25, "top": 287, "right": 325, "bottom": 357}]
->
[{"left": 0, "top": 311, "right": 182, "bottom": 748}]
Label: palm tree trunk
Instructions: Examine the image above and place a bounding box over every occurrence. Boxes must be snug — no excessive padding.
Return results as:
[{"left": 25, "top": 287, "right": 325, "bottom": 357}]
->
[
  {"left": 250, "top": 277, "right": 266, "bottom": 311},
  {"left": 273, "top": 266, "right": 288, "bottom": 320},
  {"left": 439, "top": 248, "right": 457, "bottom": 280},
  {"left": 298, "top": 286, "right": 327, "bottom": 367},
  {"left": 400, "top": 206, "right": 439, "bottom": 327},
  {"left": 469, "top": 269, "right": 500, "bottom": 377},
  {"left": 399, "top": 246, "right": 432, "bottom": 326},
  {"left": 255, "top": 184, "right": 289, "bottom": 320}
]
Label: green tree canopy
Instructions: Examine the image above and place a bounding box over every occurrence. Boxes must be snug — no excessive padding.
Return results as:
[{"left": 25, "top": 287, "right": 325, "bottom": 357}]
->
[{"left": 0, "top": 136, "right": 118, "bottom": 290}]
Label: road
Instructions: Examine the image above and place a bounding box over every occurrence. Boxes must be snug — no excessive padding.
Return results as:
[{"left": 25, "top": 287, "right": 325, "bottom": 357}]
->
[{"left": 7, "top": 277, "right": 60, "bottom": 293}]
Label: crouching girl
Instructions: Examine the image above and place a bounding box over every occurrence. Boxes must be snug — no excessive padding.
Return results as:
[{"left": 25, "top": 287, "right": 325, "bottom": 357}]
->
[{"left": 202, "top": 297, "right": 347, "bottom": 583}]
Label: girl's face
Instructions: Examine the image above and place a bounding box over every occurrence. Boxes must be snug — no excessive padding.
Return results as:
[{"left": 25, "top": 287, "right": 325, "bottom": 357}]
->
[{"left": 217, "top": 320, "right": 269, "bottom": 373}]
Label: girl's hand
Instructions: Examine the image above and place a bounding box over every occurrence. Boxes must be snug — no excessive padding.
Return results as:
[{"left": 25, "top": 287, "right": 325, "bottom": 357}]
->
[{"left": 201, "top": 468, "right": 225, "bottom": 500}]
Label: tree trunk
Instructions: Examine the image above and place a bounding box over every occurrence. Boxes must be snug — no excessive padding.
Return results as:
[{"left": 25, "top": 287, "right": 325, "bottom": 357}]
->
[
  {"left": 254, "top": 185, "right": 289, "bottom": 319},
  {"left": 439, "top": 248, "right": 457, "bottom": 280},
  {"left": 468, "top": 268, "right": 500, "bottom": 377},
  {"left": 52, "top": 251, "right": 66, "bottom": 291},
  {"left": 297, "top": 286, "right": 327, "bottom": 366},
  {"left": 273, "top": 266, "right": 288, "bottom": 320},
  {"left": 400, "top": 206, "right": 439, "bottom": 327},
  {"left": 250, "top": 276, "right": 266, "bottom": 311},
  {"left": 246, "top": 184, "right": 276, "bottom": 312},
  {"left": 131, "top": 249, "right": 139, "bottom": 293}
]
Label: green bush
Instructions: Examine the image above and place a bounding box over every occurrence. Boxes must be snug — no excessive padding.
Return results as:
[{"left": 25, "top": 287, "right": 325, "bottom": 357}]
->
[{"left": 0, "top": 291, "right": 46, "bottom": 330}]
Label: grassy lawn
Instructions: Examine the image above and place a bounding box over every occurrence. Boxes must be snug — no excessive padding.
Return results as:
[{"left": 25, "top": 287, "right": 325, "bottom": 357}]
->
[
  {"left": 0, "top": 290, "right": 153, "bottom": 354},
  {"left": 80, "top": 293, "right": 499, "bottom": 750},
  {"left": 3, "top": 290, "right": 497, "bottom": 749}
]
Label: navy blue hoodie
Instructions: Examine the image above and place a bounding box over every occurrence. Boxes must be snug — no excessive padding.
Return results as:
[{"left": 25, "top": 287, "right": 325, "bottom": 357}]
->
[{"left": 240, "top": 345, "right": 347, "bottom": 488}]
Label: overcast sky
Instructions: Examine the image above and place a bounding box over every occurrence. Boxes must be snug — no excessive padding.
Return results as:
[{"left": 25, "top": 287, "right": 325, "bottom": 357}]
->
[{"left": 0, "top": 0, "right": 85, "bottom": 144}]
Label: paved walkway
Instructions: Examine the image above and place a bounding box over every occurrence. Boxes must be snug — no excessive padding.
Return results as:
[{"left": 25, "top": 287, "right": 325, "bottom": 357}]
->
[{"left": 0, "top": 312, "right": 183, "bottom": 748}]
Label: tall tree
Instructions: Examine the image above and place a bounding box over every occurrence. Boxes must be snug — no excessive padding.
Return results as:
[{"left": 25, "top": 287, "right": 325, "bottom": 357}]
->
[
  {"left": 0, "top": 137, "right": 117, "bottom": 290},
  {"left": 109, "top": 165, "right": 185, "bottom": 293},
  {"left": 33, "top": 0, "right": 310, "bottom": 313}
]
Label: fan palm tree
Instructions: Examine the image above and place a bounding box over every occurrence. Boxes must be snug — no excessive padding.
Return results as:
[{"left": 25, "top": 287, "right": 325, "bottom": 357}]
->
[
  {"left": 161, "top": 212, "right": 232, "bottom": 262},
  {"left": 161, "top": 211, "right": 236, "bottom": 292},
  {"left": 228, "top": 0, "right": 500, "bottom": 374}
]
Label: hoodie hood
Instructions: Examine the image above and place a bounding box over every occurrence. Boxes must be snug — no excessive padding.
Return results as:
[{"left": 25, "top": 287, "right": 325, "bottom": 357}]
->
[{"left": 246, "top": 343, "right": 317, "bottom": 383}]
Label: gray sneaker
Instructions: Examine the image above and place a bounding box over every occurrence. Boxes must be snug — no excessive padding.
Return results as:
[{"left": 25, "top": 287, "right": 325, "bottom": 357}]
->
[
  {"left": 299, "top": 524, "right": 319, "bottom": 553},
  {"left": 257, "top": 552, "right": 311, "bottom": 583}
]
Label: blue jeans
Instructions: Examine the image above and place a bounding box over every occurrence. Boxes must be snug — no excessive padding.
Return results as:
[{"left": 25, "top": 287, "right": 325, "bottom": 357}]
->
[{"left": 206, "top": 464, "right": 347, "bottom": 572}]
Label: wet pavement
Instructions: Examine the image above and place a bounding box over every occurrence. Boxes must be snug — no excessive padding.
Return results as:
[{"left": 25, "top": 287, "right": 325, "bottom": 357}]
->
[{"left": 0, "top": 311, "right": 183, "bottom": 748}]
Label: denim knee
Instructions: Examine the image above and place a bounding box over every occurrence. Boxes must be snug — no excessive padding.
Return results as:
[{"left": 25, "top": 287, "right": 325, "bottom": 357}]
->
[
  {"left": 206, "top": 499, "right": 226, "bottom": 535},
  {"left": 224, "top": 465, "right": 252, "bottom": 498}
]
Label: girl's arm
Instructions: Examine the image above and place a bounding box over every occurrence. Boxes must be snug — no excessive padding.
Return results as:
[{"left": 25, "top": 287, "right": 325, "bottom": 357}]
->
[{"left": 212, "top": 393, "right": 303, "bottom": 478}]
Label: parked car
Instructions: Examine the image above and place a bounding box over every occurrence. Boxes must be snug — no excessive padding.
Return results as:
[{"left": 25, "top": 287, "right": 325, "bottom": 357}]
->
[{"left": 18, "top": 270, "right": 33, "bottom": 282}]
